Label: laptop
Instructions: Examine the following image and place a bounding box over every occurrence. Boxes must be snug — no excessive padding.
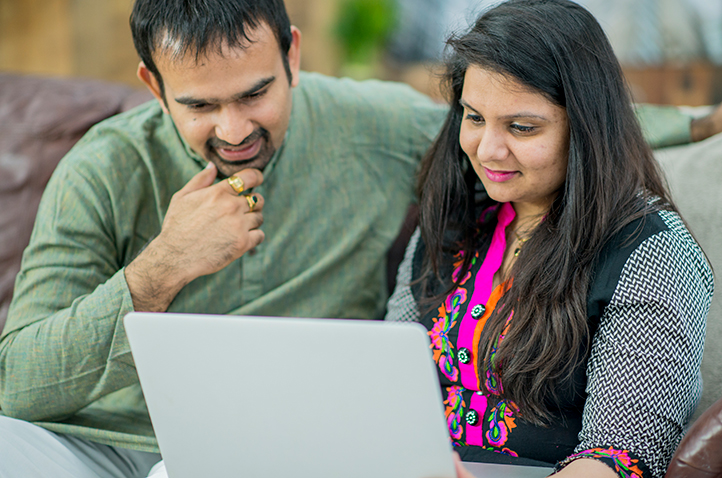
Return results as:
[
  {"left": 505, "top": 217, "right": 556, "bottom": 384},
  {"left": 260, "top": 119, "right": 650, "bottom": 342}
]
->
[{"left": 124, "top": 312, "right": 553, "bottom": 478}]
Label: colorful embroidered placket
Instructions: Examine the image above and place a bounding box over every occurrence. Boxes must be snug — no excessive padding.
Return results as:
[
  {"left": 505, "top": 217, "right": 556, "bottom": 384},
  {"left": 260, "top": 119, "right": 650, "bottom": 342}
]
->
[
  {"left": 459, "top": 203, "right": 516, "bottom": 445},
  {"left": 457, "top": 202, "right": 515, "bottom": 390}
]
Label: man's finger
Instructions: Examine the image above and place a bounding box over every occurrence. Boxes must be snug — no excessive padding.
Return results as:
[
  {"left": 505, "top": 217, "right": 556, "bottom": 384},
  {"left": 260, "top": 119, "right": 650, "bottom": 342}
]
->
[
  {"left": 247, "top": 229, "right": 265, "bottom": 249},
  {"left": 243, "top": 193, "right": 265, "bottom": 213},
  {"left": 245, "top": 210, "right": 264, "bottom": 230},
  {"left": 221, "top": 168, "right": 264, "bottom": 195},
  {"left": 177, "top": 162, "right": 218, "bottom": 196}
]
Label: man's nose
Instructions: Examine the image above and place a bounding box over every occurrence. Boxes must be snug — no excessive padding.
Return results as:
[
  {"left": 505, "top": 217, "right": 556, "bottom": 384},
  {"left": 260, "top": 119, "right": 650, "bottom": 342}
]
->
[{"left": 214, "top": 105, "right": 254, "bottom": 145}]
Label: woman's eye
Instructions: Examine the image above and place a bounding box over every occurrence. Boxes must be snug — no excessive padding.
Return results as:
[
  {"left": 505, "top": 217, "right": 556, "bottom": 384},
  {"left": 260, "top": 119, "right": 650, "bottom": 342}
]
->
[
  {"left": 511, "top": 124, "right": 535, "bottom": 133},
  {"left": 465, "top": 113, "right": 484, "bottom": 124}
]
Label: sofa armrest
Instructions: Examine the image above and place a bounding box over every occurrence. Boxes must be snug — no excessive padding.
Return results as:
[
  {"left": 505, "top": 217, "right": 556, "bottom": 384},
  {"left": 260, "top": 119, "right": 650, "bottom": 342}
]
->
[{"left": 666, "top": 396, "right": 722, "bottom": 477}]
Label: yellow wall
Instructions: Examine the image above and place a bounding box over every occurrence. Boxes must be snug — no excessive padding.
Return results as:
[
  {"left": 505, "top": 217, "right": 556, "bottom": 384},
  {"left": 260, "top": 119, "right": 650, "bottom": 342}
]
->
[
  {"left": 0, "top": 0, "right": 139, "bottom": 85},
  {"left": 1, "top": 0, "right": 75, "bottom": 78},
  {"left": 0, "top": 0, "right": 343, "bottom": 87}
]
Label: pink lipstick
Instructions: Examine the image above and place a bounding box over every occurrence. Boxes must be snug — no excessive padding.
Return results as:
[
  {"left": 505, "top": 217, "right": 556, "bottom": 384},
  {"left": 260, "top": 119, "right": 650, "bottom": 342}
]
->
[{"left": 483, "top": 167, "right": 518, "bottom": 182}]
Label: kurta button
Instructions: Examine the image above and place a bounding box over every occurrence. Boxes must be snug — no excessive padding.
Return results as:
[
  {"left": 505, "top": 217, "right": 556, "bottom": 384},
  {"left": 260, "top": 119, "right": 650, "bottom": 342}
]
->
[
  {"left": 465, "top": 410, "right": 479, "bottom": 426},
  {"left": 471, "top": 304, "right": 486, "bottom": 319},
  {"left": 458, "top": 348, "right": 471, "bottom": 364}
]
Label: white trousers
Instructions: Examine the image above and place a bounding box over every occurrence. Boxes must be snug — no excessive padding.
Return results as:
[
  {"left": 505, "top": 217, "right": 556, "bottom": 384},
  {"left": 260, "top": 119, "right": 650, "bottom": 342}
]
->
[
  {"left": 0, "top": 415, "right": 161, "bottom": 478},
  {"left": 146, "top": 460, "right": 168, "bottom": 478}
]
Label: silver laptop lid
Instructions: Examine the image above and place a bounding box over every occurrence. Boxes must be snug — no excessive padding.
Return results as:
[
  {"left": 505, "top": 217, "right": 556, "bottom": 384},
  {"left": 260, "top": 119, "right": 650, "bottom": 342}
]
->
[{"left": 125, "top": 312, "right": 456, "bottom": 478}]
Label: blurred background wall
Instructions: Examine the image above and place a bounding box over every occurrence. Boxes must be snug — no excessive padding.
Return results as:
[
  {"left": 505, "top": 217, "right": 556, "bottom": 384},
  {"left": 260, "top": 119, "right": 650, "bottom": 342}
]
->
[
  {"left": 0, "top": 0, "right": 140, "bottom": 85},
  {"left": 2, "top": 0, "right": 722, "bottom": 105}
]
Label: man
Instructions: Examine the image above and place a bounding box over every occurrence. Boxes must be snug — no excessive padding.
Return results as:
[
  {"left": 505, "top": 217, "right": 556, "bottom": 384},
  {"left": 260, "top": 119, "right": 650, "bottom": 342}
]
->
[
  {"left": 0, "top": 0, "right": 444, "bottom": 476},
  {"left": 0, "top": 0, "right": 718, "bottom": 477}
]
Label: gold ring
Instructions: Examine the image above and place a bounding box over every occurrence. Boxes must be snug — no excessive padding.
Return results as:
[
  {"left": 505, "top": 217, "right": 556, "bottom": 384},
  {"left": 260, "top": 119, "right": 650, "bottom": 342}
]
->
[
  {"left": 227, "top": 175, "right": 245, "bottom": 194},
  {"left": 244, "top": 194, "right": 257, "bottom": 212}
]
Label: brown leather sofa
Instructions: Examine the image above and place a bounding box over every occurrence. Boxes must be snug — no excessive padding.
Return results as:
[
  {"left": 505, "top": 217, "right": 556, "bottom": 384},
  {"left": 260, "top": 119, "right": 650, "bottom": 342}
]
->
[
  {"left": 0, "top": 73, "right": 720, "bottom": 476},
  {"left": 666, "top": 395, "right": 722, "bottom": 477}
]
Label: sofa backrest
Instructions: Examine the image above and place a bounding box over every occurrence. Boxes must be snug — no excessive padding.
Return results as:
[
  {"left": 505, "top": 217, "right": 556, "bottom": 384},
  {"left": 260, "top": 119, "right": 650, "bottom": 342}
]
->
[
  {"left": 656, "top": 134, "right": 722, "bottom": 422},
  {"left": 0, "top": 74, "right": 152, "bottom": 332}
]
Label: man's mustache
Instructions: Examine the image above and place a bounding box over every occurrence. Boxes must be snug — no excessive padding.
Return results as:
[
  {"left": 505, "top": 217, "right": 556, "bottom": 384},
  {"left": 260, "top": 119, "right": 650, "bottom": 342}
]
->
[{"left": 207, "top": 128, "right": 268, "bottom": 149}]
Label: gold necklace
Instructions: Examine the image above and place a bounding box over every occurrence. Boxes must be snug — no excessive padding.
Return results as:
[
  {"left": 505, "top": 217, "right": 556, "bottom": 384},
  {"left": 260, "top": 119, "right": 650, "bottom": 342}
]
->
[{"left": 513, "top": 230, "right": 530, "bottom": 257}]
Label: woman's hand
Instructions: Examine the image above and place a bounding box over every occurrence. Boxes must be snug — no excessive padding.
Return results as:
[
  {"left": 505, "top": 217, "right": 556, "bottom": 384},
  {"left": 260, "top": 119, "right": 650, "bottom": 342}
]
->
[
  {"left": 453, "top": 452, "right": 476, "bottom": 478},
  {"left": 553, "top": 458, "right": 616, "bottom": 477}
]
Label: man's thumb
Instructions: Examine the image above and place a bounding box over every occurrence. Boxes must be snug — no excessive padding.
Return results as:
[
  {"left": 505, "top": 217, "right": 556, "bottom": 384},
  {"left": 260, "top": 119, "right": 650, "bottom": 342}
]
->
[{"left": 180, "top": 162, "right": 217, "bottom": 194}]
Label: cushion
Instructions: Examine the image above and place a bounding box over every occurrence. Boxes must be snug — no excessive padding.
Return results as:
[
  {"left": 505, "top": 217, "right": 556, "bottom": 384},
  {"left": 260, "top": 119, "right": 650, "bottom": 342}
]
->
[{"left": 655, "top": 133, "right": 722, "bottom": 422}]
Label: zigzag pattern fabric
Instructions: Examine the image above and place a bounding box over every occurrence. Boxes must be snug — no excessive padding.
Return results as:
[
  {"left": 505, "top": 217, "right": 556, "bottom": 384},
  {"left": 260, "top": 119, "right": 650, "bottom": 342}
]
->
[
  {"left": 578, "top": 210, "right": 713, "bottom": 477},
  {"left": 385, "top": 228, "right": 421, "bottom": 322}
]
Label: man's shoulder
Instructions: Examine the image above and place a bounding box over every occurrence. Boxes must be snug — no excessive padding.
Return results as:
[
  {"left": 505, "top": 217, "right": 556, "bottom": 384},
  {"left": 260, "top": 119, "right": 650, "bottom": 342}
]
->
[
  {"left": 47, "top": 100, "right": 189, "bottom": 195},
  {"left": 296, "top": 71, "right": 443, "bottom": 113},
  {"left": 61, "top": 101, "right": 177, "bottom": 170},
  {"left": 79, "top": 100, "right": 168, "bottom": 147},
  {"left": 292, "top": 72, "right": 447, "bottom": 142}
]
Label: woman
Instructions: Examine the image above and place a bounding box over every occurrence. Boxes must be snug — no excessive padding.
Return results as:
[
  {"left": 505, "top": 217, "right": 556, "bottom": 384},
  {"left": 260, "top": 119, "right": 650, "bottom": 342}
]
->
[{"left": 386, "top": 1, "right": 714, "bottom": 477}]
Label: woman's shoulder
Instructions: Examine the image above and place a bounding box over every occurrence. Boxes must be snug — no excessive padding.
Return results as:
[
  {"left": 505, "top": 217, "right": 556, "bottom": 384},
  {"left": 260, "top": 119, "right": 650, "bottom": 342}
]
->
[
  {"left": 599, "top": 208, "right": 707, "bottom": 275},
  {"left": 589, "top": 207, "right": 713, "bottom": 321}
]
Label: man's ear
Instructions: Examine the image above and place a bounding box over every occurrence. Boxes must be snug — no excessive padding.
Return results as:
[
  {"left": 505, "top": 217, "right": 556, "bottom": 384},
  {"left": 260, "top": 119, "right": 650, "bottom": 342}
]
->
[
  {"left": 137, "top": 62, "right": 169, "bottom": 114},
  {"left": 287, "top": 26, "right": 302, "bottom": 88}
]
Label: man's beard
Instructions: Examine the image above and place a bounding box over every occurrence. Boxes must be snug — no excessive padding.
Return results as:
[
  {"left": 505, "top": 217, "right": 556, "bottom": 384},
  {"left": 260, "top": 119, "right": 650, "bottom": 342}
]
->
[{"left": 205, "top": 127, "right": 274, "bottom": 179}]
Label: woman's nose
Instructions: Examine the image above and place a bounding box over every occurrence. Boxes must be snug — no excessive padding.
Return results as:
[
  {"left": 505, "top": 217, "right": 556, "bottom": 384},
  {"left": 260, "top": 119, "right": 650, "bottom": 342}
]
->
[{"left": 476, "top": 127, "right": 509, "bottom": 162}]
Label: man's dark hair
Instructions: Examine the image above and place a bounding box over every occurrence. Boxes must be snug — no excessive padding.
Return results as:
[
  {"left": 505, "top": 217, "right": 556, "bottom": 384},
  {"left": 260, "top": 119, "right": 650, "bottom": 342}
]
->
[{"left": 130, "top": 0, "right": 293, "bottom": 97}]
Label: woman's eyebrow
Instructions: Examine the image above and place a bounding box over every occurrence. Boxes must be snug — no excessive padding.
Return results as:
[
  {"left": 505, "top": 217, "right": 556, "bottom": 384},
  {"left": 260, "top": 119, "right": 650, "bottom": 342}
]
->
[
  {"left": 460, "top": 98, "right": 550, "bottom": 121},
  {"left": 459, "top": 98, "right": 479, "bottom": 113},
  {"left": 499, "top": 112, "right": 549, "bottom": 121}
]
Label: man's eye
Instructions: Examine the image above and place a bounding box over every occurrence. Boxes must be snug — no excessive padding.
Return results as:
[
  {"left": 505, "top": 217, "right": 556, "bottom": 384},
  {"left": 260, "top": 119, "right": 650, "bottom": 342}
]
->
[
  {"left": 188, "top": 103, "right": 211, "bottom": 111},
  {"left": 246, "top": 88, "right": 268, "bottom": 100}
]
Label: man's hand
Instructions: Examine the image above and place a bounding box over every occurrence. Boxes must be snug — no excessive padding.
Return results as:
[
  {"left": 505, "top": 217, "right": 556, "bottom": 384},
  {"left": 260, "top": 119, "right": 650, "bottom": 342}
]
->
[
  {"left": 691, "top": 103, "right": 722, "bottom": 143},
  {"left": 124, "top": 163, "right": 265, "bottom": 312}
]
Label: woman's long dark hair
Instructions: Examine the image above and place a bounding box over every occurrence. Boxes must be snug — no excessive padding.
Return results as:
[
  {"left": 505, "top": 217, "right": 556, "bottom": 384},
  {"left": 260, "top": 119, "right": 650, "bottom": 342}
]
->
[{"left": 417, "top": 0, "right": 676, "bottom": 424}]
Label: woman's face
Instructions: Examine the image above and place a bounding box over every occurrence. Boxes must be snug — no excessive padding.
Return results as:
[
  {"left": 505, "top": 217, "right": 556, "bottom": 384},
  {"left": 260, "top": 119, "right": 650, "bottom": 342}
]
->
[{"left": 459, "top": 65, "right": 570, "bottom": 218}]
